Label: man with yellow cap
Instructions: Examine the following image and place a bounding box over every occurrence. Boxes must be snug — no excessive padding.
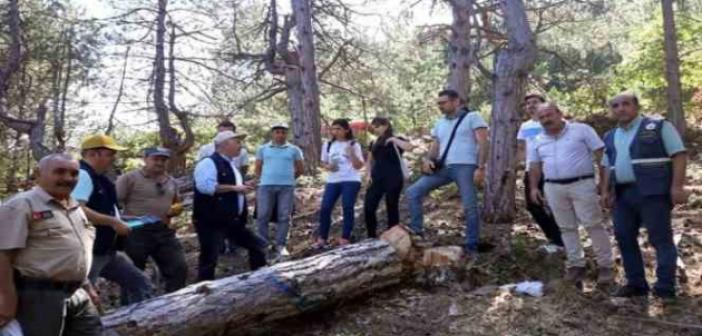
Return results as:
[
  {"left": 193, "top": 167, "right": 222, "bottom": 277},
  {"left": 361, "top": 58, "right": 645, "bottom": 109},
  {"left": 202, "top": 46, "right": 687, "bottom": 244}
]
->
[{"left": 72, "top": 134, "right": 152, "bottom": 305}]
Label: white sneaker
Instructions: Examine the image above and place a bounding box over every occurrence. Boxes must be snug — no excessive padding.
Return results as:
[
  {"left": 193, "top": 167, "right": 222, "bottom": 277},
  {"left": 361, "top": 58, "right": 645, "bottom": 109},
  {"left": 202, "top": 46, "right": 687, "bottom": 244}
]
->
[
  {"left": 277, "top": 246, "right": 290, "bottom": 257},
  {"left": 539, "top": 243, "right": 564, "bottom": 254}
]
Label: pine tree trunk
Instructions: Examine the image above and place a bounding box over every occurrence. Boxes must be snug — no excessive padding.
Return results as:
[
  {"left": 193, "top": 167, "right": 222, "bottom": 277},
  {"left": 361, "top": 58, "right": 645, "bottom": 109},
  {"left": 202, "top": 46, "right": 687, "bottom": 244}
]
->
[
  {"left": 153, "top": 0, "right": 174, "bottom": 150},
  {"left": 102, "top": 240, "right": 404, "bottom": 336},
  {"left": 482, "top": 0, "right": 537, "bottom": 223},
  {"left": 291, "top": 0, "right": 322, "bottom": 171},
  {"left": 661, "top": 0, "right": 685, "bottom": 135},
  {"left": 446, "top": 0, "right": 474, "bottom": 101}
]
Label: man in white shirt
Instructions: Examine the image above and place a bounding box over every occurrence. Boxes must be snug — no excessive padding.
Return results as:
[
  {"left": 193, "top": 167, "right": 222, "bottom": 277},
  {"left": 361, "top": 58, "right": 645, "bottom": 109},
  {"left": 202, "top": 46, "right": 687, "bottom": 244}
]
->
[
  {"left": 197, "top": 120, "right": 249, "bottom": 174},
  {"left": 528, "top": 103, "right": 614, "bottom": 288},
  {"left": 192, "top": 131, "right": 266, "bottom": 280},
  {"left": 196, "top": 120, "right": 249, "bottom": 255},
  {"left": 517, "top": 94, "right": 563, "bottom": 250}
]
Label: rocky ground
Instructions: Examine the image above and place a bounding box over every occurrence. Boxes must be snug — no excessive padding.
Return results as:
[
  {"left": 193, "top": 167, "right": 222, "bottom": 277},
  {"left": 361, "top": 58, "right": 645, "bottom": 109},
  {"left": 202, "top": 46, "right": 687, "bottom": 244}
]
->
[{"left": 98, "top": 119, "right": 702, "bottom": 336}]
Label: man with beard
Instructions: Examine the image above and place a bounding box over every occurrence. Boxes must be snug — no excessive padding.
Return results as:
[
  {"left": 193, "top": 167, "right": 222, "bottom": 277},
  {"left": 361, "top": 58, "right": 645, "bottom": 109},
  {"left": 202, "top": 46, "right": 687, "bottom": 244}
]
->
[
  {"left": 406, "top": 89, "right": 489, "bottom": 257},
  {"left": 0, "top": 154, "right": 102, "bottom": 335}
]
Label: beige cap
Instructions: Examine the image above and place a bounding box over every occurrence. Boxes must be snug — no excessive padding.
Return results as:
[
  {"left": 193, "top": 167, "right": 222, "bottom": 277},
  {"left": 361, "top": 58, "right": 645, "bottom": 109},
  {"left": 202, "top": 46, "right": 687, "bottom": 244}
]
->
[{"left": 213, "top": 130, "right": 247, "bottom": 145}]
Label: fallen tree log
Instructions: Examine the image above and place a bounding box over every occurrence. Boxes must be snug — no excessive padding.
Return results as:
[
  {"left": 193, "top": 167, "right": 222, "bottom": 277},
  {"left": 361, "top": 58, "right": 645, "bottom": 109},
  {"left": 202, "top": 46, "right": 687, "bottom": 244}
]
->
[{"left": 103, "top": 238, "right": 406, "bottom": 336}]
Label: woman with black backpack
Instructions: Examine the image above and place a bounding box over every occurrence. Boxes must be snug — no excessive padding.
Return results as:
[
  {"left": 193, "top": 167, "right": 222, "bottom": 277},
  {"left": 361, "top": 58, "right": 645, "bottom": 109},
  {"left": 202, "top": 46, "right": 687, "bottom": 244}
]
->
[
  {"left": 364, "top": 117, "right": 413, "bottom": 238},
  {"left": 315, "top": 119, "right": 365, "bottom": 248}
]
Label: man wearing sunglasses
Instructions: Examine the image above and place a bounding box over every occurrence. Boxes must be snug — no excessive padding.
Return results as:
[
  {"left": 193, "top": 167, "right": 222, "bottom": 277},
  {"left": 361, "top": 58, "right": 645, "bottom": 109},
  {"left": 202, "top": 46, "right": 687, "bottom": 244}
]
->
[
  {"left": 601, "top": 93, "right": 688, "bottom": 299},
  {"left": 116, "top": 147, "right": 188, "bottom": 293}
]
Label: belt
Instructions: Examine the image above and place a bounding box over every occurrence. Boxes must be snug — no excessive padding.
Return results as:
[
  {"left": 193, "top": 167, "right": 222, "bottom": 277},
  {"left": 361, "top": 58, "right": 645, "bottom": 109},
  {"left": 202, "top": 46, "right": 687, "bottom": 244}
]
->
[
  {"left": 14, "top": 274, "right": 82, "bottom": 294},
  {"left": 545, "top": 174, "right": 594, "bottom": 185}
]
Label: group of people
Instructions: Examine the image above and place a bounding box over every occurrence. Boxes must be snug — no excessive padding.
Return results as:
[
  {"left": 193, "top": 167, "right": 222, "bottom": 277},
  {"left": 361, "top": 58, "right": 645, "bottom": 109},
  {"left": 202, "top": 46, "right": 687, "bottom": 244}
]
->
[
  {"left": 521, "top": 92, "right": 687, "bottom": 299},
  {"left": 0, "top": 87, "right": 688, "bottom": 336}
]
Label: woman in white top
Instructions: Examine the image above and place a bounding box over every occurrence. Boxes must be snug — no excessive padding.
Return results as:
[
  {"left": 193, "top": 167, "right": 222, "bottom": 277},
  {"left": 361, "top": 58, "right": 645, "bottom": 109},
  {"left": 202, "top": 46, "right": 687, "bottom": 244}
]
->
[{"left": 315, "top": 119, "right": 365, "bottom": 248}]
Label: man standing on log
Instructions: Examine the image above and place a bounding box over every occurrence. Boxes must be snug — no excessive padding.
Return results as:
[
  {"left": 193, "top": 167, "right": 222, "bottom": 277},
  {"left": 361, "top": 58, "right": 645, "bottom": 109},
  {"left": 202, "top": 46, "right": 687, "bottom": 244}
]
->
[
  {"left": 528, "top": 103, "right": 614, "bottom": 288},
  {"left": 73, "top": 135, "right": 152, "bottom": 304},
  {"left": 406, "top": 89, "right": 489, "bottom": 257},
  {"left": 117, "top": 147, "right": 188, "bottom": 293},
  {"left": 0, "top": 154, "right": 101, "bottom": 336},
  {"left": 601, "top": 93, "right": 687, "bottom": 299},
  {"left": 193, "top": 131, "right": 266, "bottom": 281},
  {"left": 254, "top": 123, "right": 304, "bottom": 262},
  {"left": 517, "top": 93, "right": 564, "bottom": 252}
]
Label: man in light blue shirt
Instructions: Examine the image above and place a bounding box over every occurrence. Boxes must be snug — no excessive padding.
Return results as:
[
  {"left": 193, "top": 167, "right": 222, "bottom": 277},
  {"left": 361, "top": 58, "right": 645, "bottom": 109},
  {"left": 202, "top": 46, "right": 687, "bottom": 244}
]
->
[
  {"left": 406, "top": 89, "right": 489, "bottom": 256},
  {"left": 254, "top": 123, "right": 304, "bottom": 261},
  {"left": 601, "top": 93, "right": 688, "bottom": 299}
]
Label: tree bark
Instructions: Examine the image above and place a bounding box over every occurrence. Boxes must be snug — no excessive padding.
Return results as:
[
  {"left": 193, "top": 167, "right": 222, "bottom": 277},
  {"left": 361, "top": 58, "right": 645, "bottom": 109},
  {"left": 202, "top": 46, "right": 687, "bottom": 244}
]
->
[
  {"left": 153, "top": 0, "right": 174, "bottom": 149},
  {"left": 482, "top": 0, "right": 538, "bottom": 223},
  {"left": 291, "top": 0, "right": 322, "bottom": 171},
  {"left": 102, "top": 239, "right": 404, "bottom": 336},
  {"left": 106, "top": 46, "right": 131, "bottom": 136},
  {"left": 446, "top": 0, "right": 475, "bottom": 101},
  {"left": 661, "top": 0, "right": 685, "bottom": 135},
  {"left": 167, "top": 22, "right": 195, "bottom": 175}
]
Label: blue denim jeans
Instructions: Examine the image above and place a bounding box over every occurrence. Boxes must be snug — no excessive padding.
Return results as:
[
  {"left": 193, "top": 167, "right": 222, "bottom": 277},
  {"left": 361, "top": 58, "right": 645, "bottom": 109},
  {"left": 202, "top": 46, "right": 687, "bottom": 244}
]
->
[
  {"left": 318, "top": 181, "right": 362, "bottom": 240},
  {"left": 89, "top": 251, "right": 152, "bottom": 305},
  {"left": 406, "top": 164, "right": 480, "bottom": 252},
  {"left": 614, "top": 184, "right": 677, "bottom": 295},
  {"left": 256, "top": 185, "right": 295, "bottom": 247}
]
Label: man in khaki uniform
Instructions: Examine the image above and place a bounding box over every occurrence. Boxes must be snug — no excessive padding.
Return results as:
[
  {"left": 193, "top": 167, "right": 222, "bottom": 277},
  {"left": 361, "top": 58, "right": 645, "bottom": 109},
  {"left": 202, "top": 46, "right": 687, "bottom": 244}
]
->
[
  {"left": 117, "top": 147, "right": 187, "bottom": 293},
  {"left": 0, "top": 154, "right": 101, "bottom": 336}
]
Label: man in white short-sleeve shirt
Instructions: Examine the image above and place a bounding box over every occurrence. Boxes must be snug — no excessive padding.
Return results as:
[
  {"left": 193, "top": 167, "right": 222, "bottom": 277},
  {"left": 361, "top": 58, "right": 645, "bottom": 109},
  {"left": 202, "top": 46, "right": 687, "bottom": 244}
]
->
[
  {"left": 517, "top": 93, "right": 563, "bottom": 249},
  {"left": 528, "top": 102, "right": 614, "bottom": 288}
]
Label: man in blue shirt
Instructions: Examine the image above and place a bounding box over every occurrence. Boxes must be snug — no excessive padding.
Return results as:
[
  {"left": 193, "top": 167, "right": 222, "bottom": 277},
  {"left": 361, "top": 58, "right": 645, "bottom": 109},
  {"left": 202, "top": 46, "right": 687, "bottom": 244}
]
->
[
  {"left": 517, "top": 93, "right": 563, "bottom": 251},
  {"left": 406, "top": 89, "right": 489, "bottom": 256},
  {"left": 601, "top": 93, "right": 688, "bottom": 299},
  {"left": 254, "top": 123, "right": 304, "bottom": 262},
  {"left": 192, "top": 131, "right": 266, "bottom": 280},
  {"left": 73, "top": 134, "right": 152, "bottom": 305}
]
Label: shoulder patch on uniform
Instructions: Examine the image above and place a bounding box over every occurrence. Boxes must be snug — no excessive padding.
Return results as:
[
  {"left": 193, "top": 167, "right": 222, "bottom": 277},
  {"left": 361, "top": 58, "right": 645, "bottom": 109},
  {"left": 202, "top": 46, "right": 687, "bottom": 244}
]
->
[{"left": 31, "top": 210, "right": 54, "bottom": 220}]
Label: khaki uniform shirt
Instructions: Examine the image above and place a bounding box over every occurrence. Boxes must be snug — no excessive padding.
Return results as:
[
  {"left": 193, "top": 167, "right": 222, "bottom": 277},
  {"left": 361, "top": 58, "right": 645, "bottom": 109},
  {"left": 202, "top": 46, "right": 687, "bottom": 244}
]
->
[
  {"left": 116, "top": 170, "right": 178, "bottom": 218},
  {"left": 0, "top": 187, "right": 95, "bottom": 282}
]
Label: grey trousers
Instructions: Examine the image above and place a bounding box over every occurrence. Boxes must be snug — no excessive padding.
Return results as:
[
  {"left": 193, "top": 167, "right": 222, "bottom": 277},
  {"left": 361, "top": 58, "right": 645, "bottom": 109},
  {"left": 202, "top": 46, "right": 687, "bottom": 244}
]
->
[{"left": 16, "top": 287, "right": 102, "bottom": 336}]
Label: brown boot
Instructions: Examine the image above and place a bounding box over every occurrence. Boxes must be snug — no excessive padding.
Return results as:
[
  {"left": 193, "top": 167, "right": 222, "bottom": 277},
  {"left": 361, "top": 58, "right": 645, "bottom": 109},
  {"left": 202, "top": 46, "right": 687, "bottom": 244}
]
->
[
  {"left": 596, "top": 267, "right": 615, "bottom": 292},
  {"left": 564, "top": 266, "right": 586, "bottom": 285},
  {"left": 597, "top": 267, "right": 615, "bottom": 285}
]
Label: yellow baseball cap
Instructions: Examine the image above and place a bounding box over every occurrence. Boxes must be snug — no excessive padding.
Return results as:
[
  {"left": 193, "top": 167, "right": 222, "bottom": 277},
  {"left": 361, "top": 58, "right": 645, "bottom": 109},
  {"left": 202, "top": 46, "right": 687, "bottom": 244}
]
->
[{"left": 80, "top": 134, "right": 127, "bottom": 151}]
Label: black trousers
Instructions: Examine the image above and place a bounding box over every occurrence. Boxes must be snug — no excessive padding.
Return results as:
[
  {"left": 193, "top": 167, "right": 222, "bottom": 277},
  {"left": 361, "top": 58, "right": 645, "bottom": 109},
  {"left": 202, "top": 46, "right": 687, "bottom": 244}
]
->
[
  {"left": 124, "top": 223, "right": 188, "bottom": 293},
  {"left": 194, "top": 217, "right": 267, "bottom": 281},
  {"left": 364, "top": 176, "right": 404, "bottom": 238},
  {"left": 523, "top": 172, "right": 564, "bottom": 246},
  {"left": 16, "top": 286, "right": 102, "bottom": 336}
]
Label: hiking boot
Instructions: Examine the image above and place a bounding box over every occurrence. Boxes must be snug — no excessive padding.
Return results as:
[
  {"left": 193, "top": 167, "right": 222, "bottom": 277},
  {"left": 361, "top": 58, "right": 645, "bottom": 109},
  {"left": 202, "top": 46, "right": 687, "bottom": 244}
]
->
[
  {"left": 564, "top": 266, "right": 586, "bottom": 287},
  {"left": 613, "top": 285, "right": 649, "bottom": 298},
  {"left": 597, "top": 267, "right": 615, "bottom": 285},
  {"left": 311, "top": 238, "right": 328, "bottom": 251},
  {"left": 653, "top": 289, "right": 676, "bottom": 300}
]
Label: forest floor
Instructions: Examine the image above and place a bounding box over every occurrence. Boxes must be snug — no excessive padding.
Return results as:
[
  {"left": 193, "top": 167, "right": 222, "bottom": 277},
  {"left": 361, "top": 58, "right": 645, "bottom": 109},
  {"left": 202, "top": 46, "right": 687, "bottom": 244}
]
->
[{"left": 97, "top": 119, "right": 702, "bottom": 336}]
